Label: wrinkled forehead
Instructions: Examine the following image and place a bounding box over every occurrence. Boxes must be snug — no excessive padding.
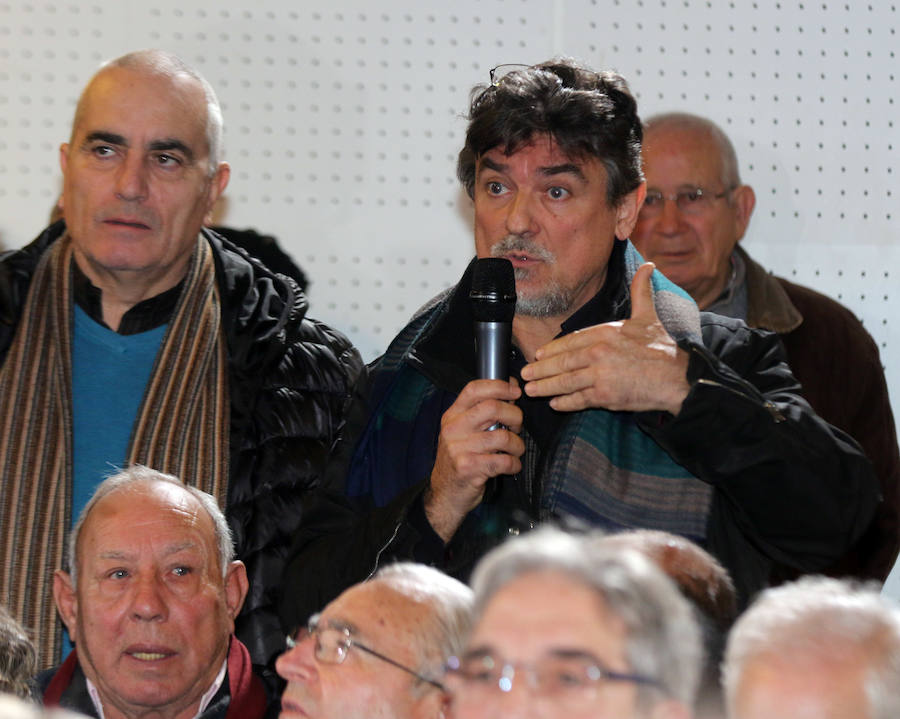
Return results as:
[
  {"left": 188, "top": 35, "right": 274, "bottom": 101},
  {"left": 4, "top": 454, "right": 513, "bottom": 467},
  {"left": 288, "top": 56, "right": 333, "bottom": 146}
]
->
[
  {"left": 470, "top": 571, "right": 627, "bottom": 663},
  {"left": 642, "top": 125, "right": 726, "bottom": 182},
  {"left": 322, "top": 580, "right": 431, "bottom": 654},
  {"left": 71, "top": 65, "right": 211, "bottom": 151},
  {"left": 80, "top": 483, "right": 216, "bottom": 560},
  {"left": 476, "top": 136, "right": 605, "bottom": 182}
]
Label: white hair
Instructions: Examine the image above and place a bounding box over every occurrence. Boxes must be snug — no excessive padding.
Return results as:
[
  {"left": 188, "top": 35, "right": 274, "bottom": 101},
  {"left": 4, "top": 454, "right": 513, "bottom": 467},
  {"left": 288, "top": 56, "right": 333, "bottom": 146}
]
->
[
  {"left": 470, "top": 527, "right": 703, "bottom": 710},
  {"left": 0, "top": 694, "right": 86, "bottom": 719},
  {"left": 372, "top": 562, "right": 474, "bottom": 683},
  {"left": 66, "top": 465, "right": 234, "bottom": 588},
  {"left": 723, "top": 576, "right": 900, "bottom": 719}
]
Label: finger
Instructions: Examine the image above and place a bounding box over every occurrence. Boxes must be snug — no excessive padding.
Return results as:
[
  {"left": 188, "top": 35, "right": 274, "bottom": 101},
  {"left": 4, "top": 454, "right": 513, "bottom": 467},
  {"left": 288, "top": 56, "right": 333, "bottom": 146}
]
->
[
  {"left": 524, "top": 366, "right": 596, "bottom": 400},
  {"left": 442, "top": 396, "right": 524, "bottom": 438},
  {"left": 548, "top": 389, "right": 595, "bottom": 413},
  {"left": 629, "top": 261, "right": 659, "bottom": 322},
  {"left": 445, "top": 378, "right": 522, "bottom": 423},
  {"left": 470, "top": 426, "right": 526, "bottom": 458},
  {"left": 526, "top": 324, "right": 619, "bottom": 376}
]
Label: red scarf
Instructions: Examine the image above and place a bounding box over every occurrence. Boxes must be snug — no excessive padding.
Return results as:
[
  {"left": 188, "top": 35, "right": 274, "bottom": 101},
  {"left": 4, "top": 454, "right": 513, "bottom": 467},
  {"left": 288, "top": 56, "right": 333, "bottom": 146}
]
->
[{"left": 43, "top": 635, "right": 267, "bottom": 719}]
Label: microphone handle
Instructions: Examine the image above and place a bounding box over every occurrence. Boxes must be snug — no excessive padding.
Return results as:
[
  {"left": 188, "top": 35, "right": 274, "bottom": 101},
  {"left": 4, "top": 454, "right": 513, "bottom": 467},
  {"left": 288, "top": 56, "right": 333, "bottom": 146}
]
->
[
  {"left": 474, "top": 320, "right": 513, "bottom": 506},
  {"left": 474, "top": 320, "right": 511, "bottom": 381}
]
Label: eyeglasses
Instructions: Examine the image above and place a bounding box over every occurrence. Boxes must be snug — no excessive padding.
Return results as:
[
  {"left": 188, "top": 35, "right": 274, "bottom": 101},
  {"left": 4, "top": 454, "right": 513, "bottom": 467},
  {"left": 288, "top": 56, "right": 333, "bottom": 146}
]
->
[
  {"left": 444, "top": 650, "right": 664, "bottom": 702},
  {"left": 641, "top": 186, "right": 736, "bottom": 215},
  {"left": 285, "top": 613, "right": 445, "bottom": 691},
  {"left": 488, "top": 63, "right": 532, "bottom": 86}
]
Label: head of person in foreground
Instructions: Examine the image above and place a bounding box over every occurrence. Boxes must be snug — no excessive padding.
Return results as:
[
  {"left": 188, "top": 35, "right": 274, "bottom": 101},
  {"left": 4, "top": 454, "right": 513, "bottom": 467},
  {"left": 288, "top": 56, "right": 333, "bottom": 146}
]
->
[{"left": 447, "top": 527, "right": 702, "bottom": 719}]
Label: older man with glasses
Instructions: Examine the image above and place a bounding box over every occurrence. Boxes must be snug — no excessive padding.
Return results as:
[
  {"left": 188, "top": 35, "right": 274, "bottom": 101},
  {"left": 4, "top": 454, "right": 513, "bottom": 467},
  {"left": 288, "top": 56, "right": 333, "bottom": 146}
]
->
[
  {"left": 446, "top": 527, "right": 701, "bottom": 719},
  {"left": 276, "top": 563, "right": 472, "bottom": 719},
  {"left": 631, "top": 111, "right": 899, "bottom": 586}
]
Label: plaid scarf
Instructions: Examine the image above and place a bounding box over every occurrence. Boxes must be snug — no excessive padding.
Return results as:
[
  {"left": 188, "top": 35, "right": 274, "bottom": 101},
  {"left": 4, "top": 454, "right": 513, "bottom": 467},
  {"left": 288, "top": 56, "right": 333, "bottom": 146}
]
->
[
  {"left": 541, "top": 243, "right": 714, "bottom": 542},
  {"left": 0, "top": 233, "right": 229, "bottom": 667}
]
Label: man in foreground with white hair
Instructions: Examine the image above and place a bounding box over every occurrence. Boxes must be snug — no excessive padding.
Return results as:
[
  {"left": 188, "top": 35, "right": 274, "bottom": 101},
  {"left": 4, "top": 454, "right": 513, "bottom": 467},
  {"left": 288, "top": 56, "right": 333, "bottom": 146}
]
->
[
  {"left": 723, "top": 575, "right": 900, "bottom": 719},
  {"left": 446, "top": 527, "right": 701, "bottom": 719},
  {"left": 41, "top": 466, "right": 270, "bottom": 719},
  {"left": 277, "top": 562, "right": 472, "bottom": 719}
]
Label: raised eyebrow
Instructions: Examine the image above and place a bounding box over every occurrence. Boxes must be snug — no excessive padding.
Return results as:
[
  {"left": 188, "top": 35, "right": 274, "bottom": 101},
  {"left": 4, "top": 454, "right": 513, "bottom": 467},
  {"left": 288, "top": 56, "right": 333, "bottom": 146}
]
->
[
  {"left": 477, "top": 156, "right": 509, "bottom": 176},
  {"left": 148, "top": 139, "right": 195, "bottom": 164},
  {"left": 539, "top": 163, "right": 587, "bottom": 182}
]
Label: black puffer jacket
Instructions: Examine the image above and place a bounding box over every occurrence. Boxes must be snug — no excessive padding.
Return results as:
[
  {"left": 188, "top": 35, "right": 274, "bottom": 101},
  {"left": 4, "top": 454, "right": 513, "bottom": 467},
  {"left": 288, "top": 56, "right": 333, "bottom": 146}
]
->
[{"left": 0, "top": 221, "right": 364, "bottom": 671}]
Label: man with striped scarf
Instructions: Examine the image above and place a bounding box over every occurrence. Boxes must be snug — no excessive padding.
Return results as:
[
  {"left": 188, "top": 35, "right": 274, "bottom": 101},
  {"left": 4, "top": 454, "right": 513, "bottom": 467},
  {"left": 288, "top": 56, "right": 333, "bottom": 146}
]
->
[{"left": 0, "top": 50, "right": 362, "bottom": 677}]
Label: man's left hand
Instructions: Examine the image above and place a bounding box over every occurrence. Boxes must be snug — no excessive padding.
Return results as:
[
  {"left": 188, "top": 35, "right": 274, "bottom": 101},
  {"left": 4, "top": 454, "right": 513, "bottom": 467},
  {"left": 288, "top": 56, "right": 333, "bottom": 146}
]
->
[{"left": 520, "top": 262, "right": 691, "bottom": 415}]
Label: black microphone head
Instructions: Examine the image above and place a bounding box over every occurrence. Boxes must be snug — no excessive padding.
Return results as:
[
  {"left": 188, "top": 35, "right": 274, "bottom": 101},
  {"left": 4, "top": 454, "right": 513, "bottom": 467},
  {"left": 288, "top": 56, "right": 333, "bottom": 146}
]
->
[{"left": 470, "top": 258, "right": 517, "bottom": 323}]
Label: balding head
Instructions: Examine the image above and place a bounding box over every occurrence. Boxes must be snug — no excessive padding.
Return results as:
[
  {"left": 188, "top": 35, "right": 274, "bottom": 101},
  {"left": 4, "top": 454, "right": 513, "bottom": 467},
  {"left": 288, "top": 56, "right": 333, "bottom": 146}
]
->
[
  {"left": 723, "top": 577, "right": 900, "bottom": 719},
  {"left": 277, "top": 563, "right": 473, "bottom": 719},
  {"left": 52, "top": 466, "right": 248, "bottom": 719},
  {"left": 643, "top": 113, "right": 742, "bottom": 189},
  {"left": 72, "top": 49, "right": 224, "bottom": 173},
  {"left": 631, "top": 112, "right": 756, "bottom": 309}
]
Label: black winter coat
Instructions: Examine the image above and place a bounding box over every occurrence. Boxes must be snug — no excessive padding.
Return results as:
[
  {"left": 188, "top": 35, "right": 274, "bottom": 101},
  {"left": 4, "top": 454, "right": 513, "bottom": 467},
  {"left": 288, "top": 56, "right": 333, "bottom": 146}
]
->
[{"left": 0, "top": 221, "right": 364, "bottom": 672}]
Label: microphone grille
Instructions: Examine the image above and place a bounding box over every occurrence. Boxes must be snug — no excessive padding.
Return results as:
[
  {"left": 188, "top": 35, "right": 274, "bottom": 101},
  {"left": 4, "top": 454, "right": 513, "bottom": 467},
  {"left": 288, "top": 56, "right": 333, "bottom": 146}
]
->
[{"left": 470, "top": 258, "right": 517, "bottom": 322}]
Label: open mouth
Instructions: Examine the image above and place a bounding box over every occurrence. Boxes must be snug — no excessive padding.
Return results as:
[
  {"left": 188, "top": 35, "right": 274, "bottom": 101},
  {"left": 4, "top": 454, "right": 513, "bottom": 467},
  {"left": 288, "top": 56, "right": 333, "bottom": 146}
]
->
[{"left": 125, "top": 646, "right": 175, "bottom": 662}]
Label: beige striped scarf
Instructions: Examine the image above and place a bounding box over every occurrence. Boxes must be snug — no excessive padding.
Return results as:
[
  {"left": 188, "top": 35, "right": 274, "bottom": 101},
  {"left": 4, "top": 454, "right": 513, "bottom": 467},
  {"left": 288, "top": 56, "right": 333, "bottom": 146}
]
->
[{"left": 0, "top": 233, "right": 229, "bottom": 668}]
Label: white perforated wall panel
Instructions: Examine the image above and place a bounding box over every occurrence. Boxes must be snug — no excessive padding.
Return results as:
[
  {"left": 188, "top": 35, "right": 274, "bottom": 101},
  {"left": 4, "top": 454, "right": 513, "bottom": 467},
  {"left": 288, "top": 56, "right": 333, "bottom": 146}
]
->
[{"left": 0, "top": 0, "right": 898, "bottom": 589}]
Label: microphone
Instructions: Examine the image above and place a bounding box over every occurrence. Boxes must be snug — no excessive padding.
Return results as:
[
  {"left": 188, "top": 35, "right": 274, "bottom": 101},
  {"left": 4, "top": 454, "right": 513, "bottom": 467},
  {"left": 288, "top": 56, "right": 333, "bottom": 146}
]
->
[
  {"left": 470, "top": 256, "right": 517, "bottom": 412},
  {"left": 470, "top": 258, "right": 516, "bottom": 505}
]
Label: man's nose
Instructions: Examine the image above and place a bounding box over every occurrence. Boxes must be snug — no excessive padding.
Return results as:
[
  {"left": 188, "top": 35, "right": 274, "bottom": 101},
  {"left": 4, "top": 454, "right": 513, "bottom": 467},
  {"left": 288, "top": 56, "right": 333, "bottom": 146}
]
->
[
  {"left": 655, "top": 195, "right": 685, "bottom": 233},
  {"left": 488, "top": 679, "right": 548, "bottom": 719},
  {"left": 504, "top": 192, "right": 537, "bottom": 236},
  {"left": 276, "top": 632, "right": 318, "bottom": 682},
  {"left": 114, "top": 154, "right": 150, "bottom": 202},
  {"left": 129, "top": 575, "right": 167, "bottom": 622}
]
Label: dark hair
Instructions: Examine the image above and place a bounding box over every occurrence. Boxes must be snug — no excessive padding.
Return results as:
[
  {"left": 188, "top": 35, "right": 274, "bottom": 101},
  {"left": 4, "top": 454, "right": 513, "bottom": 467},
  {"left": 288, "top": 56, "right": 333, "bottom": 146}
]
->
[{"left": 457, "top": 59, "right": 644, "bottom": 205}]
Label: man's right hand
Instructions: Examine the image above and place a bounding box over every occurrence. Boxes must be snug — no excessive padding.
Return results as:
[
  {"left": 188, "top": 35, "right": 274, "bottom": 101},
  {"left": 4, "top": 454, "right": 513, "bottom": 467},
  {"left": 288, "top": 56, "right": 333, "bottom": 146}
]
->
[{"left": 424, "top": 378, "right": 524, "bottom": 543}]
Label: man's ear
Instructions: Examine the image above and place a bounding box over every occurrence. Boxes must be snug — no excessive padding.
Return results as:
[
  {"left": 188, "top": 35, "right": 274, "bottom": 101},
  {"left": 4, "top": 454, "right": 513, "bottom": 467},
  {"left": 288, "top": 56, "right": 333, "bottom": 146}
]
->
[
  {"left": 616, "top": 182, "right": 647, "bottom": 240},
  {"left": 204, "top": 162, "right": 231, "bottom": 224},
  {"left": 731, "top": 183, "right": 756, "bottom": 242},
  {"left": 59, "top": 143, "right": 70, "bottom": 176},
  {"left": 223, "top": 560, "right": 249, "bottom": 621},
  {"left": 53, "top": 569, "right": 78, "bottom": 644},
  {"left": 58, "top": 144, "right": 70, "bottom": 213}
]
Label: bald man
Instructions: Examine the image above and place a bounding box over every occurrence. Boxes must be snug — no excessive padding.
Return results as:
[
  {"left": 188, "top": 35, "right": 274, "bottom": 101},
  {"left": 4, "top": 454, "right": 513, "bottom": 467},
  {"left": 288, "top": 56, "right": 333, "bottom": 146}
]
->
[
  {"left": 0, "top": 49, "right": 362, "bottom": 670},
  {"left": 632, "top": 112, "right": 899, "bottom": 583}
]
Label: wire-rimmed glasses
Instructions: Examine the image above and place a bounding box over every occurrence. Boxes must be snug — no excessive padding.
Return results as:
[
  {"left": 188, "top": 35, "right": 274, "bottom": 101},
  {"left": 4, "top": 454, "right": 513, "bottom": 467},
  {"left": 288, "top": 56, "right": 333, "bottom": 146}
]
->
[
  {"left": 285, "top": 613, "right": 445, "bottom": 690},
  {"left": 641, "top": 186, "right": 736, "bottom": 216},
  {"left": 444, "top": 649, "right": 664, "bottom": 704}
]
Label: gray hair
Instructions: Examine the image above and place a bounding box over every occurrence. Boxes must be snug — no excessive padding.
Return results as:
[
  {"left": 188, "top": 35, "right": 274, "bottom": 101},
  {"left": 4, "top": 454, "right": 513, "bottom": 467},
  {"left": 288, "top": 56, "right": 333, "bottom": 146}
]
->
[
  {"left": 470, "top": 527, "right": 702, "bottom": 710},
  {"left": 372, "top": 563, "right": 474, "bottom": 685},
  {"left": 643, "top": 112, "right": 741, "bottom": 190},
  {"left": 66, "top": 465, "right": 235, "bottom": 588},
  {"left": 0, "top": 604, "right": 36, "bottom": 699},
  {"left": 723, "top": 576, "right": 900, "bottom": 719},
  {"left": 0, "top": 695, "right": 85, "bottom": 719},
  {"left": 73, "top": 49, "right": 224, "bottom": 176}
]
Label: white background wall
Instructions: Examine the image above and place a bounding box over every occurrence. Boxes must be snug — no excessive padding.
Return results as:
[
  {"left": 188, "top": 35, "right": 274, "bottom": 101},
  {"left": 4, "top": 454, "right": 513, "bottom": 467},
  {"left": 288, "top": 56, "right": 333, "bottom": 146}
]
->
[{"left": 1, "top": 0, "right": 898, "bottom": 592}]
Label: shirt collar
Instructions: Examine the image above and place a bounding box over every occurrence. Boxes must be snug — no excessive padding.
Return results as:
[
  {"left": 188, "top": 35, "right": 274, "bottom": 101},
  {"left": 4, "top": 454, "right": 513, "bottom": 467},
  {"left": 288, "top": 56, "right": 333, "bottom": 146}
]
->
[
  {"left": 72, "top": 259, "right": 183, "bottom": 335},
  {"left": 86, "top": 659, "right": 228, "bottom": 719}
]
